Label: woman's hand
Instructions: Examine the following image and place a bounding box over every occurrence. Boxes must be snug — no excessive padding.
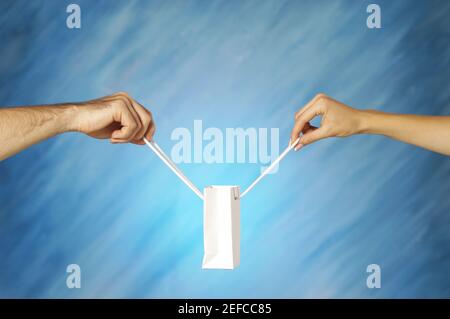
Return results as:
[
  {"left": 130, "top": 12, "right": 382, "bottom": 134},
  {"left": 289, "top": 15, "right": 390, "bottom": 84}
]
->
[
  {"left": 290, "top": 93, "right": 450, "bottom": 156},
  {"left": 290, "top": 93, "right": 364, "bottom": 150}
]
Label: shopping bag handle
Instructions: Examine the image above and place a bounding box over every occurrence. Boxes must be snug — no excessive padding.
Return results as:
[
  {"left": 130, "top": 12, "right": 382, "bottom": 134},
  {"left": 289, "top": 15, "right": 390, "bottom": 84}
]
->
[
  {"left": 143, "top": 137, "right": 204, "bottom": 200},
  {"left": 144, "top": 137, "right": 299, "bottom": 201},
  {"left": 240, "top": 138, "right": 300, "bottom": 198}
]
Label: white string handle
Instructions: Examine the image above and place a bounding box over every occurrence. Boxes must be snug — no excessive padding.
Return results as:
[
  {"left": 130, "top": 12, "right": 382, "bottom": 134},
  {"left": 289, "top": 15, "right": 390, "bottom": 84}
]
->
[
  {"left": 143, "top": 137, "right": 204, "bottom": 200},
  {"left": 240, "top": 138, "right": 300, "bottom": 198}
]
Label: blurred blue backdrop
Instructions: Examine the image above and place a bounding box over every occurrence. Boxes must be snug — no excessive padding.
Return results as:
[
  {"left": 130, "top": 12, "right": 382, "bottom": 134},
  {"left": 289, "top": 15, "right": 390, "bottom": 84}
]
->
[{"left": 1, "top": 0, "right": 450, "bottom": 298}]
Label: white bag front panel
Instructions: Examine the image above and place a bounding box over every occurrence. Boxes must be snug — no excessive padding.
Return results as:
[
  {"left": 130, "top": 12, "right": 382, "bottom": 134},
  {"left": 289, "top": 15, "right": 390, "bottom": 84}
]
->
[{"left": 202, "top": 186, "right": 240, "bottom": 269}]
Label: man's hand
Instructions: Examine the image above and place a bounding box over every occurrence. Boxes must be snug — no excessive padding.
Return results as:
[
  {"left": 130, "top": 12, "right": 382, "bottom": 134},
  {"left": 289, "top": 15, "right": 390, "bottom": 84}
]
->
[
  {"left": 73, "top": 92, "right": 155, "bottom": 145},
  {"left": 290, "top": 93, "right": 363, "bottom": 150},
  {"left": 0, "top": 92, "right": 156, "bottom": 160}
]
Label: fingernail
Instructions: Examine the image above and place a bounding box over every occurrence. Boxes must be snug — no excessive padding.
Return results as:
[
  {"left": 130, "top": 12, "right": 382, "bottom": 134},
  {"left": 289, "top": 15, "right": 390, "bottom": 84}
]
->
[
  {"left": 288, "top": 138, "right": 292, "bottom": 147},
  {"left": 295, "top": 143, "right": 304, "bottom": 151}
]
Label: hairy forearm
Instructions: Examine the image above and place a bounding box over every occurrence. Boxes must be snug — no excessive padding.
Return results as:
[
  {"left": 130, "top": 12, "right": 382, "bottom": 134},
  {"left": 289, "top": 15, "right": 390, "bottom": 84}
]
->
[
  {"left": 359, "top": 110, "right": 450, "bottom": 156},
  {"left": 0, "top": 92, "right": 155, "bottom": 161},
  {"left": 0, "top": 105, "right": 77, "bottom": 160}
]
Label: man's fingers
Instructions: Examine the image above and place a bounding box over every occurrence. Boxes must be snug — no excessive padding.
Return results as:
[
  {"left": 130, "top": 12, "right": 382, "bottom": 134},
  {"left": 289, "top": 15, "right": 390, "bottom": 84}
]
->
[
  {"left": 130, "top": 140, "right": 146, "bottom": 145},
  {"left": 111, "top": 124, "right": 137, "bottom": 142},
  {"left": 131, "top": 122, "right": 155, "bottom": 145},
  {"left": 114, "top": 92, "right": 143, "bottom": 141},
  {"left": 145, "top": 122, "right": 156, "bottom": 141},
  {"left": 124, "top": 101, "right": 143, "bottom": 141},
  {"left": 103, "top": 92, "right": 156, "bottom": 145},
  {"left": 110, "top": 103, "right": 140, "bottom": 142},
  {"left": 130, "top": 100, "right": 153, "bottom": 141}
]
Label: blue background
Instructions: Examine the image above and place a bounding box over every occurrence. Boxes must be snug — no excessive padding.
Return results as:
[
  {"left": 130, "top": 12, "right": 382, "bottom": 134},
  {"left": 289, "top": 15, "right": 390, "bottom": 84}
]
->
[{"left": 1, "top": 0, "right": 450, "bottom": 298}]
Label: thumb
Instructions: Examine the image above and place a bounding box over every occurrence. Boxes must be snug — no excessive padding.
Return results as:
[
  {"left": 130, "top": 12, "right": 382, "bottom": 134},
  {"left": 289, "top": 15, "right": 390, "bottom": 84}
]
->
[{"left": 299, "top": 127, "right": 329, "bottom": 145}]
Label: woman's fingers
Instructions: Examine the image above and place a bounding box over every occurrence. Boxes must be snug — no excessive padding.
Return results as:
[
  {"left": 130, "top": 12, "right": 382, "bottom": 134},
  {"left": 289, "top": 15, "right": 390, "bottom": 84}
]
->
[
  {"left": 290, "top": 101, "right": 325, "bottom": 145},
  {"left": 295, "top": 93, "right": 327, "bottom": 120},
  {"left": 292, "top": 122, "right": 318, "bottom": 150},
  {"left": 302, "top": 122, "right": 317, "bottom": 134},
  {"left": 298, "top": 127, "right": 328, "bottom": 148}
]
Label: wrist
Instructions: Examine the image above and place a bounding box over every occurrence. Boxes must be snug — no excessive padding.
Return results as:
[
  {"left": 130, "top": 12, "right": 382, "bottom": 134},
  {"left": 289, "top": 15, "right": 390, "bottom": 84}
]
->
[
  {"left": 356, "top": 109, "right": 379, "bottom": 135},
  {"left": 60, "top": 103, "right": 84, "bottom": 133}
]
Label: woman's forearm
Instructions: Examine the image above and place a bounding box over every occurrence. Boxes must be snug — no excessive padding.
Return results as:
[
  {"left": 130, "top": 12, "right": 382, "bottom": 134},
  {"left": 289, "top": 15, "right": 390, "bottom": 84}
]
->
[
  {"left": 359, "top": 110, "right": 450, "bottom": 156},
  {"left": 291, "top": 94, "right": 450, "bottom": 156}
]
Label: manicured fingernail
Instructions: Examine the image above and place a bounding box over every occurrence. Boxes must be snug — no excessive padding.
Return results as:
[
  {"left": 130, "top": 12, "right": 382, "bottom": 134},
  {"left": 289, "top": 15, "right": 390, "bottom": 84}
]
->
[{"left": 295, "top": 143, "right": 304, "bottom": 151}]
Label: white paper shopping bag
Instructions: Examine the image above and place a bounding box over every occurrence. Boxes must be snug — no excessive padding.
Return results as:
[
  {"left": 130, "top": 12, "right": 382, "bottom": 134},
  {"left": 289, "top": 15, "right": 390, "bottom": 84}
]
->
[
  {"left": 202, "top": 186, "right": 240, "bottom": 269},
  {"left": 143, "top": 137, "right": 299, "bottom": 269}
]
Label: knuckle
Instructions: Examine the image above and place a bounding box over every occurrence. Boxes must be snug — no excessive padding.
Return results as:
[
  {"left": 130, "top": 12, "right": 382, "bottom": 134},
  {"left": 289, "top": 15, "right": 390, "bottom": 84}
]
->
[
  {"left": 142, "top": 120, "right": 150, "bottom": 131},
  {"left": 315, "top": 93, "right": 328, "bottom": 104},
  {"left": 315, "top": 93, "right": 327, "bottom": 100},
  {"left": 116, "top": 96, "right": 129, "bottom": 107},
  {"left": 142, "top": 115, "right": 151, "bottom": 127},
  {"left": 116, "top": 91, "right": 130, "bottom": 98},
  {"left": 115, "top": 93, "right": 132, "bottom": 106},
  {"left": 299, "top": 118, "right": 307, "bottom": 127}
]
